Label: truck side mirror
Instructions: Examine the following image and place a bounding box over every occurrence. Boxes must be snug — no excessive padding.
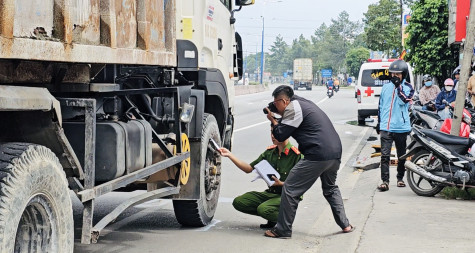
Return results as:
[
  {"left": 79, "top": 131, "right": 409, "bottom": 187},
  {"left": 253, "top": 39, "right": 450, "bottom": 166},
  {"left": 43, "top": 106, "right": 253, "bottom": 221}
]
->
[
  {"left": 235, "top": 0, "right": 255, "bottom": 6},
  {"left": 231, "top": 0, "right": 254, "bottom": 24}
]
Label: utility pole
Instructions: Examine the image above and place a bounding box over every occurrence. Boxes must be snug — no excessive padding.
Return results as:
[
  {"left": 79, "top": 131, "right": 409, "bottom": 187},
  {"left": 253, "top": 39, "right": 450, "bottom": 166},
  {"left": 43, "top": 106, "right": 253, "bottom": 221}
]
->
[
  {"left": 400, "top": 0, "right": 403, "bottom": 49},
  {"left": 260, "top": 16, "right": 265, "bottom": 85},
  {"left": 451, "top": 1, "right": 475, "bottom": 136},
  {"left": 255, "top": 45, "right": 258, "bottom": 82}
]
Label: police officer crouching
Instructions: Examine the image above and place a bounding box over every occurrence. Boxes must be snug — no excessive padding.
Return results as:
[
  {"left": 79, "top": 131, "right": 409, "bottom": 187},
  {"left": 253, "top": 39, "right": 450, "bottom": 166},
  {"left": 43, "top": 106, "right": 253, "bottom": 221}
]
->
[{"left": 218, "top": 125, "right": 302, "bottom": 228}]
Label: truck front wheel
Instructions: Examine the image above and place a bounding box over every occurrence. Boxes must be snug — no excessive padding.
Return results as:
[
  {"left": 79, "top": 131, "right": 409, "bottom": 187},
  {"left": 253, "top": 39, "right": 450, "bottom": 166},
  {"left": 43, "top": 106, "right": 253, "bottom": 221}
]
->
[
  {"left": 173, "top": 114, "right": 222, "bottom": 226},
  {"left": 0, "top": 143, "right": 73, "bottom": 253}
]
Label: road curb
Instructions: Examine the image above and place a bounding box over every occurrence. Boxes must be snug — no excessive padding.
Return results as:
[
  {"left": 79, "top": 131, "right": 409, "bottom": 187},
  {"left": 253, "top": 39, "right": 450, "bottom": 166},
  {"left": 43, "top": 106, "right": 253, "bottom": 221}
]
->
[
  {"left": 234, "top": 84, "right": 268, "bottom": 96},
  {"left": 350, "top": 128, "right": 381, "bottom": 171}
]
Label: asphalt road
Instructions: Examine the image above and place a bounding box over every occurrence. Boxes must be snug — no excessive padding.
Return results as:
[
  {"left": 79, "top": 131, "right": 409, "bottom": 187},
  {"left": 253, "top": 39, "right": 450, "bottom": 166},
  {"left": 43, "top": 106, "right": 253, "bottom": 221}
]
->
[{"left": 74, "top": 85, "right": 373, "bottom": 253}]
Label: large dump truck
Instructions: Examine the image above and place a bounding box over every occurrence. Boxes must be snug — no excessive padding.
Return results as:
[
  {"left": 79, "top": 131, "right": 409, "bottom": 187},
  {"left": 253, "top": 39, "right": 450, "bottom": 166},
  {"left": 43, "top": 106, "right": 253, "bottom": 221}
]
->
[
  {"left": 0, "top": 0, "right": 254, "bottom": 251},
  {"left": 292, "top": 58, "right": 313, "bottom": 90}
]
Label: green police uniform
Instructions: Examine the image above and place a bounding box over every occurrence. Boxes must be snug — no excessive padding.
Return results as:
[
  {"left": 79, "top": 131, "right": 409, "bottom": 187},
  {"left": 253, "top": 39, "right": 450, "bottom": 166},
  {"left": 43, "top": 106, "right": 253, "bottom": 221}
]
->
[{"left": 232, "top": 142, "right": 302, "bottom": 223}]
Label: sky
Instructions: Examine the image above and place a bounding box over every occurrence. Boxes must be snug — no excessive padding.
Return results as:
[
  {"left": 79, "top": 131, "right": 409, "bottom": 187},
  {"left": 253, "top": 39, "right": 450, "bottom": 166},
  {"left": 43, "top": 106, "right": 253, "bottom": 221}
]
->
[{"left": 234, "top": 0, "right": 380, "bottom": 56}]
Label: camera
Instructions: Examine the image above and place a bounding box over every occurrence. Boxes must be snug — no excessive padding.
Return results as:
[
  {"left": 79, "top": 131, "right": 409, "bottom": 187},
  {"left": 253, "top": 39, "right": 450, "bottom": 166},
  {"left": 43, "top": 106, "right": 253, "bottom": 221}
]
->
[{"left": 263, "top": 101, "right": 278, "bottom": 114}]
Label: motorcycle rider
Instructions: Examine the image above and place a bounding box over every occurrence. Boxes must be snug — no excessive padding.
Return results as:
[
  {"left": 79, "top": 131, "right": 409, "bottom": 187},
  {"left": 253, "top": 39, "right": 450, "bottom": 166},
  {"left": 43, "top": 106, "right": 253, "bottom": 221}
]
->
[
  {"left": 334, "top": 78, "right": 340, "bottom": 91},
  {"left": 326, "top": 78, "right": 334, "bottom": 97},
  {"left": 435, "top": 78, "right": 457, "bottom": 120},
  {"left": 419, "top": 74, "right": 440, "bottom": 111},
  {"left": 326, "top": 78, "right": 334, "bottom": 89},
  {"left": 453, "top": 67, "right": 460, "bottom": 90},
  {"left": 466, "top": 62, "right": 475, "bottom": 108},
  {"left": 376, "top": 59, "right": 414, "bottom": 191}
]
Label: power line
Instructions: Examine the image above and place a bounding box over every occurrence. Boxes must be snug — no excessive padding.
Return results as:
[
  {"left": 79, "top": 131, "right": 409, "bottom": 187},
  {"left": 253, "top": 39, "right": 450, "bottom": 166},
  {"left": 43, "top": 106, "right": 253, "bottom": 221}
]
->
[
  {"left": 238, "top": 25, "right": 318, "bottom": 30},
  {"left": 239, "top": 33, "right": 303, "bottom": 39},
  {"left": 237, "top": 17, "right": 326, "bottom": 22}
]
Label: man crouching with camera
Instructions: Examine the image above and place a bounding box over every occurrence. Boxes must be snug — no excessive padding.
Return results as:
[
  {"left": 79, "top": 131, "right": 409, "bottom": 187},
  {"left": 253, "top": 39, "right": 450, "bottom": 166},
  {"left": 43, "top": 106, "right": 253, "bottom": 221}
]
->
[
  {"left": 263, "top": 85, "right": 354, "bottom": 239},
  {"left": 218, "top": 124, "right": 302, "bottom": 229}
]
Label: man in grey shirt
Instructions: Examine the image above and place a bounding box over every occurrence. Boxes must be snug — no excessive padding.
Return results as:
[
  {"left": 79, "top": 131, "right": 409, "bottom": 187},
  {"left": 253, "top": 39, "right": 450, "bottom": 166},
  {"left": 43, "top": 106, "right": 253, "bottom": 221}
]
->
[{"left": 264, "top": 85, "right": 354, "bottom": 238}]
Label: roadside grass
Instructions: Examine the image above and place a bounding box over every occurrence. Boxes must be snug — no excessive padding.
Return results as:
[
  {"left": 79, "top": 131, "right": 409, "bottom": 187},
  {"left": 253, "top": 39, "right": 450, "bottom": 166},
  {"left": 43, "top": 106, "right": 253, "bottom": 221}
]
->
[{"left": 440, "top": 187, "right": 475, "bottom": 200}]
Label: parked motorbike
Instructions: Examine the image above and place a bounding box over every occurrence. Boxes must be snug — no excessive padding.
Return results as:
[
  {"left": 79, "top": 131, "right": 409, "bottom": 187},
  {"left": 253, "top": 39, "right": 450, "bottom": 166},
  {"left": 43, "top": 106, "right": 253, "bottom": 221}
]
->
[
  {"left": 401, "top": 125, "right": 475, "bottom": 197},
  {"left": 327, "top": 87, "right": 334, "bottom": 98},
  {"left": 410, "top": 103, "right": 443, "bottom": 130},
  {"left": 410, "top": 100, "right": 473, "bottom": 137}
]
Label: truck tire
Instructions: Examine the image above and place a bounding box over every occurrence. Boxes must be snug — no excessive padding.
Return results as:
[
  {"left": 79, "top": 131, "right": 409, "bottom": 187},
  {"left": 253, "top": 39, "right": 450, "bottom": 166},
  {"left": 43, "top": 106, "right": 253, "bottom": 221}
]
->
[
  {"left": 173, "top": 114, "right": 221, "bottom": 226},
  {"left": 0, "top": 143, "right": 73, "bottom": 253}
]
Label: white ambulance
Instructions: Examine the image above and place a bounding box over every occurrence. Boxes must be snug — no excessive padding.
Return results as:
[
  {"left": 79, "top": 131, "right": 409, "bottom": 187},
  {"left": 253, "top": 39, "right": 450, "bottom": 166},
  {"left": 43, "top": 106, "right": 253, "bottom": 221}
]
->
[{"left": 356, "top": 59, "right": 414, "bottom": 125}]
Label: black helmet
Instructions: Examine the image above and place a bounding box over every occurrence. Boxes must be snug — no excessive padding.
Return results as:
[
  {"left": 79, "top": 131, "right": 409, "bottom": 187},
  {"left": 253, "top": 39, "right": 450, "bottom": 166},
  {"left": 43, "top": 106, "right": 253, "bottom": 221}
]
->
[
  {"left": 453, "top": 66, "right": 460, "bottom": 76},
  {"left": 422, "top": 74, "right": 432, "bottom": 82},
  {"left": 389, "top": 59, "right": 408, "bottom": 79}
]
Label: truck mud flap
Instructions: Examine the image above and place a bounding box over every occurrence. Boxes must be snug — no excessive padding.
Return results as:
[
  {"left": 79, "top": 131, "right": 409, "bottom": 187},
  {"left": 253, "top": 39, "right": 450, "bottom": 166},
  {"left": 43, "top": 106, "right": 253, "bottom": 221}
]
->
[{"left": 404, "top": 161, "right": 448, "bottom": 184}]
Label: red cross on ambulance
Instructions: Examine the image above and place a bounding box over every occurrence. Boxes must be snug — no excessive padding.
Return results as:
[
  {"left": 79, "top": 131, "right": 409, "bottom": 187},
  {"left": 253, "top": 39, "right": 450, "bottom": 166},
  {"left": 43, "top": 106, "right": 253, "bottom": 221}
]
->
[{"left": 364, "top": 87, "right": 374, "bottom": 97}]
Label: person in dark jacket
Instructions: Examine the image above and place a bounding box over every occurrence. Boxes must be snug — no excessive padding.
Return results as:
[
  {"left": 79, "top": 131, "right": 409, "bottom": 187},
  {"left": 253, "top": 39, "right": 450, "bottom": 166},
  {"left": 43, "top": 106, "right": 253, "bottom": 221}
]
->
[
  {"left": 263, "top": 85, "right": 354, "bottom": 239},
  {"left": 376, "top": 59, "right": 414, "bottom": 191},
  {"left": 435, "top": 78, "right": 457, "bottom": 120},
  {"left": 453, "top": 68, "right": 460, "bottom": 90}
]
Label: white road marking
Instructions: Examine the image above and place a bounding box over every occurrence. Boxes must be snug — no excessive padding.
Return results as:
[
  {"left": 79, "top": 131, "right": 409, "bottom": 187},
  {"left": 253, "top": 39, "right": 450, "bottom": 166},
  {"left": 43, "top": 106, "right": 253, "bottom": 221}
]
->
[
  {"left": 234, "top": 121, "right": 269, "bottom": 133},
  {"left": 316, "top": 97, "right": 328, "bottom": 105},
  {"left": 195, "top": 219, "right": 221, "bottom": 232},
  {"left": 134, "top": 199, "right": 163, "bottom": 209},
  {"left": 98, "top": 200, "right": 171, "bottom": 237}
]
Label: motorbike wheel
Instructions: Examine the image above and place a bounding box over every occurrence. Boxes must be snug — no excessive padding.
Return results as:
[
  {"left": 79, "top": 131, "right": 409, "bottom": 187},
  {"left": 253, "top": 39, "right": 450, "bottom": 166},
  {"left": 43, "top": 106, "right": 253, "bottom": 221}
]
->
[{"left": 407, "top": 150, "right": 445, "bottom": 197}]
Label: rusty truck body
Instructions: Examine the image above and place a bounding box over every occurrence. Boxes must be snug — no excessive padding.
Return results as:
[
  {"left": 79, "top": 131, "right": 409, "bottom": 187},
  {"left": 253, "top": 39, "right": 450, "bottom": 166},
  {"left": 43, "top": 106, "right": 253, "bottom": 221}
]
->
[{"left": 0, "top": 0, "right": 254, "bottom": 251}]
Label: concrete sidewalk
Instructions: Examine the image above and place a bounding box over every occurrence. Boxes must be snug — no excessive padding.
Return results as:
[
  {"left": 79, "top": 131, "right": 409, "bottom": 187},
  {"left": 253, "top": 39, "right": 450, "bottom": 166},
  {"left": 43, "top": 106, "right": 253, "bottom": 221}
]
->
[{"left": 316, "top": 128, "right": 475, "bottom": 253}]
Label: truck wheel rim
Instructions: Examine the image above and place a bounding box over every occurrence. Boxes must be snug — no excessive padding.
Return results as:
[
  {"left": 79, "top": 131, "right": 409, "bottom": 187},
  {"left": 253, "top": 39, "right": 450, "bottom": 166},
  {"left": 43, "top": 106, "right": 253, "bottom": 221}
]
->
[
  {"left": 15, "top": 194, "right": 57, "bottom": 252},
  {"left": 179, "top": 133, "right": 191, "bottom": 185},
  {"left": 204, "top": 140, "right": 220, "bottom": 201}
]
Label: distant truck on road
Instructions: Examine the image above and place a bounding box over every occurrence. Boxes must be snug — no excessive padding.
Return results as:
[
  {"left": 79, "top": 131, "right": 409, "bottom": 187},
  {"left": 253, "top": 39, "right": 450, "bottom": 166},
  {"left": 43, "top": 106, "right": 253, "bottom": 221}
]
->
[{"left": 293, "top": 58, "right": 313, "bottom": 90}]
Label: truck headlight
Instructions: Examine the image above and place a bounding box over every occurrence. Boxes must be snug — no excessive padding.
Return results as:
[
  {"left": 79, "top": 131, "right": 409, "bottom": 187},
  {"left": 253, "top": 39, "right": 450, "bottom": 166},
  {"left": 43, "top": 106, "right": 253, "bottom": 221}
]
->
[{"left": 180, "top": 103, "right": 195, "bottom": 123}]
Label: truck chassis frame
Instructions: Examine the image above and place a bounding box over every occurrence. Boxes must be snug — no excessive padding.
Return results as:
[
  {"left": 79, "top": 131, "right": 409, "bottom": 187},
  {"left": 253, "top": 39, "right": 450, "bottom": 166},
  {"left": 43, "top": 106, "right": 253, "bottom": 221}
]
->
[{"left": 59, "top": 87, "right": 190, "bottom": 244}]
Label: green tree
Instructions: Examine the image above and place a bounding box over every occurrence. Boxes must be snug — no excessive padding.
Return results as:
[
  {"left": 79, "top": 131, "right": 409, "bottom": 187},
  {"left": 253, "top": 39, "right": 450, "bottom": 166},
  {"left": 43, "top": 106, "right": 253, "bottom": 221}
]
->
[
  {"left": 346, "top": 47, "right": 370, "bottom": 77},
  {"left": 351, "top": 33, "right": 368, "bottom": 49},
  {"left": 267, "top": 35, "right": 291, "bottom": 76},
  {"left": 327, "top": 11, "right": 362, "bottom": 74},
  {"left": 290, "top": 34, "right": 313, "bottom": 59},
  {"left": 363, "top": 0, "right": 401, "bottom": 56},
  {"left": 311, "top": 24, "right": 332, "bottom": 71},
  {"left": 405, "top": 0, "right": 458, "bottom": 81},
  {"left": 311, "top": 12, "right": 362, "bottom": 76},
  {"left": 244, "top": 52, "right": 269, "bottom": 81}
]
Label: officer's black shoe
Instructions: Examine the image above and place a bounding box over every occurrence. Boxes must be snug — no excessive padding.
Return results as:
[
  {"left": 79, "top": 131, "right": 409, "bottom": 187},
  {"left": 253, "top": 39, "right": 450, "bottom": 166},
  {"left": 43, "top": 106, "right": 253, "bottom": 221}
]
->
[{"left": 260, "top": 221, "right": 277, "bottom": 229}]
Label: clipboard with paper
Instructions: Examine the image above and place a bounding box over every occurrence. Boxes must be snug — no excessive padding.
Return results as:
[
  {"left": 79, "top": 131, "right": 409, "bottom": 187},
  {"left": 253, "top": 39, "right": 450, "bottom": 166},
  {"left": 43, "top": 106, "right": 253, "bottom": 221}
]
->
[{"left": 252, "top": 160, "right": 280, "bottom": 187}]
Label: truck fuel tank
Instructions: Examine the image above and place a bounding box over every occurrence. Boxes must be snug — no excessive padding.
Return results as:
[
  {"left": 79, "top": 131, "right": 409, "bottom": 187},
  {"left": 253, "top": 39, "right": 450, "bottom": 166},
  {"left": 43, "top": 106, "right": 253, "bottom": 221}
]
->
[{"left": 63, "top": 119, "right": 152, "bottom": 182}]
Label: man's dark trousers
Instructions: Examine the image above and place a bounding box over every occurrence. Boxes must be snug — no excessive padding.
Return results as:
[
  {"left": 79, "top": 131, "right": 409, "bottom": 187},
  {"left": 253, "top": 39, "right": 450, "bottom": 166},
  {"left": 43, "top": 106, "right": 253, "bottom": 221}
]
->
[
  {"left": 380, "top": 130, "right": 409, "bottom": 183},
  {"left": 275, "top": 159, "right": 349, "bottom": 236}
]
